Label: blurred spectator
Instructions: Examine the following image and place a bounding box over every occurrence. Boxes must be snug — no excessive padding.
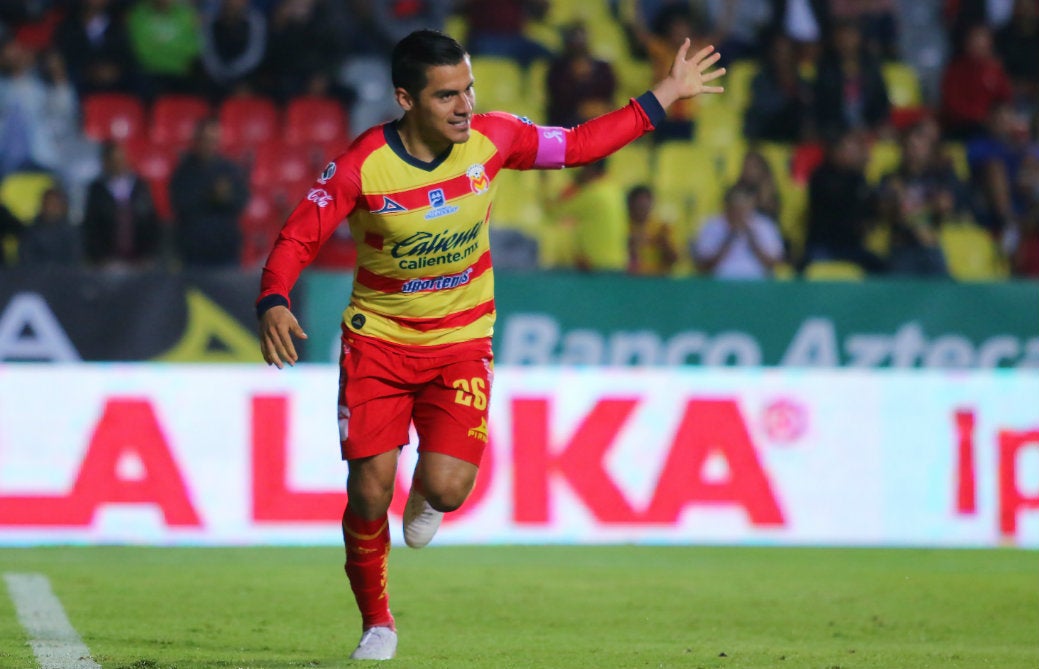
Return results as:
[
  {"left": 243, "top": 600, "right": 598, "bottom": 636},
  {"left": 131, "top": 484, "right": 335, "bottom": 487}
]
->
[
  {"left": 0, "top": 38, "right": 79, "bottom": 176},
  {"left": 371, "top": 0, "right": 451, "bottom": 44},
  {"left": 736, "top": 149, "right": 782, "bottom": 222},
  {"left": 766, "top": 0, "right": 830, "bottom": 63},
  {"left": 743, "top": 31, "right": 812, "bottom": 143},
  {"left": 881, "top": 119, "right": 969, "bottom": 215},
  {"left": 18, "top": 185, "right": 81, "bottom": 267},
  {"left": 260, "top": 0, "right": 342, "bottom": 103},
  {"left": 830, "top": 0, "right": 898, "bottom": 59},
  {"left": 545, "top": 22, "right": 617, "bottom": 128},
  {"left": 169, "top": 117, "right": 248, "bottom": 266},
  {"left": 803, "top": 130, "right": 886, "bottom": 273},
  {"left": 880, "top": 177, "right": 949, "bottom": 276},
  {"left": 692, "top": 183, "right": 785, "bottom": 279},
  {"left": 459, "top": 0, "right": 552, "bottom": 69},
  {"left": 626, "top": 184, "right": 678, "bottom": 275},
  {"left": 703, "top": 0, "right": 773, "bottom": 64},
  {"left": 0, "top": 38, "right": 98, "bottom": 219},
  {"left": 966, "top": 103, "right": 1034, "bottom": 236},
  {"left": 54, "top": 0, "right": 139, "bottom": 97},
  {"left": 126, "top": 0, "right": 202, "bottom": 98},
  {"left": 939, "top": 23, "right": 1012, "bottom": 140},
  {"left": 551, "top": 160, "right": 628, "bottom": 272},
  {"left": 626, "top": 3, "right": 707, "bottom": 141},
  {"left": 333, "top": 0, "right": 451, "bottom": 137},
  {"left": 200, "top": 0, "right": 267, "bottom": 100},
  {"left": 994, "top": 0, "right": 1039, "bottom": 113},
  {"left": 1012, "top": 198, "right": 1039, "bottom": 276},
  {"left": 82, "top": 140, "right": 161, "bottom": 269},
  {"left": 812, "top": 18, "right": 892, "bottom": 139},
  {"left": 0, "top": 202, "right": 20, "bottom": 267},
  {"left": 895, "top": 0, "right": 949, "bottom": 106}
]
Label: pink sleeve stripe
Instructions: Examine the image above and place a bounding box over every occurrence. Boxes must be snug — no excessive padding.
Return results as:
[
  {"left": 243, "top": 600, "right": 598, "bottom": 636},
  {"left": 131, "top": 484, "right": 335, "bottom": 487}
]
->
[{"left": 533, "top": 125, "right": 567, "bottom": 168}]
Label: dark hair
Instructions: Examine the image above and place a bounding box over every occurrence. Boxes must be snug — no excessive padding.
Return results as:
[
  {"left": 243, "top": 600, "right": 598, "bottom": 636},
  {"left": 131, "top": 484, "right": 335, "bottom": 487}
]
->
[{"left": 391, "top": 29, "right": 468, "bottom": 98}]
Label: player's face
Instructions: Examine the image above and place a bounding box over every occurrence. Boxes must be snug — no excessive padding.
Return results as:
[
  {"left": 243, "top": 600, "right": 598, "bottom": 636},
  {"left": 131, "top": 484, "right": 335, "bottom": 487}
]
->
[{"left": 408, "top": 59, "right": 476, "bottom": 146}]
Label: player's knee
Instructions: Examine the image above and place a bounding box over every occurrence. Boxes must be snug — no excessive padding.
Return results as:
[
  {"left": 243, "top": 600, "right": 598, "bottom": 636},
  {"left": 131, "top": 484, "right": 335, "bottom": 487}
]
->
[
  {"left": 347, "top": 474, "right": 395, "bottom": 517},
  {"left": 424, "top": 484, "right": 469, "bottom": 512}
]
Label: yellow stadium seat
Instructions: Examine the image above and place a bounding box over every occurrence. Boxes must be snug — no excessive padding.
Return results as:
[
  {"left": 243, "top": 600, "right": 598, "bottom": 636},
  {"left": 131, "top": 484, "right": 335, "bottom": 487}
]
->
[
  {"left": 492, "top": 169, "right": 545, "bottom": 237},
  {"left": 803, "top": 260, "right": 865, "bottom": 281},
  {"left": 866, "top": 139, "right": 901, "bottom": 183},
  {"left": 525, "top": 58, "right": 550, "bottom": 124},
  {"left": 606, "top": 140, "right": 653, "bottom": 191},
  {"left": 940, "top": 221, "right": 1009, "bottom": 281},
  {"left": 722, "top": 59, "right": 758, "bottom": 112},
  {"left": 882, "top": 62, "right": 923, "bottom": 108},
  {"left": 654, "top": 141, "right": 724, "bottom": 230},
  {"left": 0, "top": 171, "right": 56, "bottom": 223},
  {"left": 471, "top": 56, "right": 527, "bottom": 115},
  {"left": 777, "top": 181, "right": 809, "bottom": 262},
  {"left": 695, "top": 104, "right": 744, "bottom": 151},
  {"left": 613, "top": 57, "right": 653, "bottom": 104},
  {"left": 942, "top": 141, "right": 970, "bottom": 181}
]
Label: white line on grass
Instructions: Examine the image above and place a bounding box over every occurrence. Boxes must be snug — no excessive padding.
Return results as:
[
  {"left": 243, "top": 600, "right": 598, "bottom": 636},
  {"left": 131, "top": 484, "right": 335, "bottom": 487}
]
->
[{"left": 4, "top": 572, "right": 101, "bottom": 669}]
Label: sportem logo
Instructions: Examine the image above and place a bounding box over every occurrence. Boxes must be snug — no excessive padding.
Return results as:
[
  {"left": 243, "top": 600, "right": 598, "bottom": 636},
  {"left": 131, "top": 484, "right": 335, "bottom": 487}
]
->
[
  {"left": 307, "top": 188, "right": 333, "bottom": 208},
  {"left": 401, "top": 267, "right": 473, "bottom": 294}
]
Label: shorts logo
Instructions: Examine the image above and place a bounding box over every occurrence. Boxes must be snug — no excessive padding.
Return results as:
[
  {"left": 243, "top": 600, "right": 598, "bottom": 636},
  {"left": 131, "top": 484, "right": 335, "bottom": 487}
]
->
[
  {"left": 467, "top": 417, "right": 488, "bottom": 442},
  {"left": 307, "top": 188, "right": 333, "bottom": 207},
  {"left": 373, "top": 196, "right": 407, "bottom": 214},
  {"left": 318, "top": 162, "right": 336, "bottom": 183},
  {"left": 350, "top": 313, "right": 366, "bottom": 329},
  {"left": 424, "top": 188, "right": 459, "bottom": 219},
  {"left": 467, "top": 163, "right": 489, "bottom": 194},
  {"left": 338, "top": 404, "right": 350, "bottom": 441}
]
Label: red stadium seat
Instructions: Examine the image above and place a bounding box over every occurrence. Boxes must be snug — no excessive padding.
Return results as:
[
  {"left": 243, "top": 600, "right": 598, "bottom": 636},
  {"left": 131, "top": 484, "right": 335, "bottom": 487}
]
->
[
  {"left": 82, "top": 93, "right": 146, "bottom": 142},
  {"left": 218, "top": 96, "right": 281, "bottom": 153},
  {"left": 240, "top": 191, "right": 283, "bottom": 267},
  {"left": 124, "top": 138, "right": 180, "bottom": 221},
  {"left": 250, "top": 140, "right": 316, "bottom": 204},
  {"left": 150, "top": 95, "right": 212, "bottom": 147},
  {"left": 283, "top": 96, "right": 348, "bottom": 149}
]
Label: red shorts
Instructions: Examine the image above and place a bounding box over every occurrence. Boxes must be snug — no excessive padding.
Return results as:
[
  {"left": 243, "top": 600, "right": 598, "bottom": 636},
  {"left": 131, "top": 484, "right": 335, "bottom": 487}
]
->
[{"left": 337, "top": 331, "right": 493, "bottom": 466}]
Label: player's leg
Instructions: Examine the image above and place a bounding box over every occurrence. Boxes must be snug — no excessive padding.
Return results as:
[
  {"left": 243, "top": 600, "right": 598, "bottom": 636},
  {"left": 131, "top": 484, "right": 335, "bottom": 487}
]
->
[
  {"left": 337, "top": 335, "right": 413, "bottom": 660},
  {"left": 343, "top": 449, "right": 399, "bottom": 660},
  {"left": 403, "top": 452, "right": 478, "bottom": 548},
  {"left": 404, "top": 354, "right": 491, "bottom": 548}
]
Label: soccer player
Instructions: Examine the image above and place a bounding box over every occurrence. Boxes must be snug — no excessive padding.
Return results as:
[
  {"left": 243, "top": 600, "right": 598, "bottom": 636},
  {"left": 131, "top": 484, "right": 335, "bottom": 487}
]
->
[{"left": 256, "top": 29, "right": 724, "bottom": 661}]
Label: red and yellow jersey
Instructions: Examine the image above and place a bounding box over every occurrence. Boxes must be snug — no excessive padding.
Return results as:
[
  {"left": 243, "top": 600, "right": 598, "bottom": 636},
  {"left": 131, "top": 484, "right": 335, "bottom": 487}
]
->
[{"left": 258, "top": 93, "right": 664, "bottom": 348}]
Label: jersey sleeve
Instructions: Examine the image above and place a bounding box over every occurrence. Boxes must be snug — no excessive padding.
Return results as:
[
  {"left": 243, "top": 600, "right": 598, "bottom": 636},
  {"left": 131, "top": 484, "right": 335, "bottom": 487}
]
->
[
  {"left": 256, "top": 155, "right": 362, "bottom": 315},
  {"left": 487, "top": 91, "right": 666, "bottom": 171}
]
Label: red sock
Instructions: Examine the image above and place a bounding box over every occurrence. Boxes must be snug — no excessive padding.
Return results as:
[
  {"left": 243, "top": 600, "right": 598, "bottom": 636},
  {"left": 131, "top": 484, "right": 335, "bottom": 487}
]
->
[{"left": 342, "top": 505, "right": 395, "bottom": 631}]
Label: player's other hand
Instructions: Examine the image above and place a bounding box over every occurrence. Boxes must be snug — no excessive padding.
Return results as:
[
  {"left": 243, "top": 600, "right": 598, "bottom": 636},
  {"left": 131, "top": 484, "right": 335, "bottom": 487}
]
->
[
  {"left": 653, "top": 40, "right": 725, "bottom": 109},
  {"left": 259, "top": 305, "right": 308, "bottom": 369}
]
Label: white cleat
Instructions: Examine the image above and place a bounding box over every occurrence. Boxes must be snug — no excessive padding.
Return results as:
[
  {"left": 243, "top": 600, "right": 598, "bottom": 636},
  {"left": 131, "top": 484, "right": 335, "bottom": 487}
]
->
[
  {"left": 350, "top": 626, "right": 397, "bottom": 661},
  {"left": 403, "top": 487, "right": 443, "bottom": 549}
]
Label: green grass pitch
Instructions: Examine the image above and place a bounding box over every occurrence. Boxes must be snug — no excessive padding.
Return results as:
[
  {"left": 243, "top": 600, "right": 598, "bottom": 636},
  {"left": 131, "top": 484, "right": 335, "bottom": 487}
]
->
[{"left": 0, "top": 545, "right": 1036, "bottom": 669}]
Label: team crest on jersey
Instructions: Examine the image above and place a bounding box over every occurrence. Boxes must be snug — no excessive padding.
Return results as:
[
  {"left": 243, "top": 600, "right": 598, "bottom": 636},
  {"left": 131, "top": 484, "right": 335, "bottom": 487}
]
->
[
  {"left": 467, "top": 163, "right": 489, "bottom": 194},
  {"left": 307, "top": 188, "right": 333, "bottom": 208},
  {"left": 424, "top": 187, "right": 459, "bottom": 219},
  {"left": 373, "top": 196, "right": 407, "bottom": 214},
  {"left": 318, "top": 162, "right": 336, "bottom": 183}
]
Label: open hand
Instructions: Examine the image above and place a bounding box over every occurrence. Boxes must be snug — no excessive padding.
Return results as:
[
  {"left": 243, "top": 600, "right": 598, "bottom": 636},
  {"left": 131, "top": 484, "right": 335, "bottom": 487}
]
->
[
  {"left": 259, "top": 305, "right": 308, "bottom": 368},
  {"left": 652, "top": 40, "right": 726, "bottom": 109}
]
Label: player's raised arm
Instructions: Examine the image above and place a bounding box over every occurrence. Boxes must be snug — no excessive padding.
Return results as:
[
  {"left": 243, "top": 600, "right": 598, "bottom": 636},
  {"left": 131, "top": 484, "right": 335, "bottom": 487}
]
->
[{"left": 651, "top": 40, "right": 726, "bottom": 111}]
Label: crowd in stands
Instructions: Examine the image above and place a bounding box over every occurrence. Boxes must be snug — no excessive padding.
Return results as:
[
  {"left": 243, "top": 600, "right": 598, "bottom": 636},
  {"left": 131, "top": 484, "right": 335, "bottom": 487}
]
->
[{"left": 0, "top": 0, "right": 1036, "bottom": 281}]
